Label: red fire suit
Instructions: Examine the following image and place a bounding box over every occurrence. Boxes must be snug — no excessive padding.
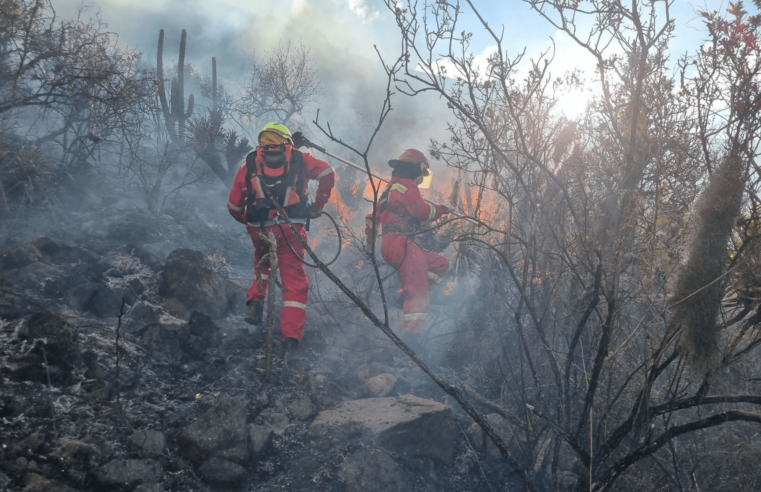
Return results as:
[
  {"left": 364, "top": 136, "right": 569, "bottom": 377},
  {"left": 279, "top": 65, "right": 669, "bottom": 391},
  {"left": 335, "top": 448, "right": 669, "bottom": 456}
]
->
[
  {"left": 228, "top": 149, "right": 335, "bottom": 341},
  {"left": 365, "top": 177, "right": 449, "bottom": 333}
]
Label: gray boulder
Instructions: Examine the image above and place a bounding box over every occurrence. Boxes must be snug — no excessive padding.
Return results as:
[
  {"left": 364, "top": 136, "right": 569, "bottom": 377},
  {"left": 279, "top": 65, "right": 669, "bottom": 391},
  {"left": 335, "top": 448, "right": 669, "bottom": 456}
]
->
[
  {"left": 176, "top": 395, "right": 251, "bottom": 465},
  {"left": 22, "top": 473, "right": 78, "bottom": 492},
  {"left": 95, "top": 459, "right": 163, "bottom": 489},
  {"left": 363, "top": 373, "right": 397, "bottom": 397},
  {"left": 247, "top": 424, "right": 274, "bottom": 456},
  {"left": 258, "top": 412, "right": 290, "bottom": 435},
  {"left": 181, "top": 311, "right": 221, "bottom": 355},
  {"left": 287, "top": 395, "right": 317, "bottom": 421},
  {"left": 49, "top": 440, "right": 102, "bottom": 482},
  {"left": 310, "top": 394, "right": 457, "bottom": 464},
  {"left": 21, "top": 311, "right": 78, "bottom": 368},
  {"left": 0, "top": 242, "right": 42, "bottom": 271},
  {"left": 339, "top": 447, "right": 407, "bottom": 492},
  {"left": 138, "top": 324, "right": 183, "bottom": 364},
  {"left": 158, "top": 249, "right": 241, "bottom": 318},
  {"left": 198, "top": 457, "right": 246, "bottom": 485},
  {"left": 67, "top": 281, "right": 122, "bottom": 318},
  {"left": 128, "top": 430, "right": 166, "bottom": 458},
  {"left": 128, "top": 301, "right": 163, "bottom": 326}
]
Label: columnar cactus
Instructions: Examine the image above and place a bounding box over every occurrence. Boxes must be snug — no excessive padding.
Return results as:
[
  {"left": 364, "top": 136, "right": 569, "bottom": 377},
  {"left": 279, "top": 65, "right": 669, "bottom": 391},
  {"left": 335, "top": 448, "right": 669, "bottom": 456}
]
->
[{"left": 157, "top": 29, "right": 194, "bottom": 143}]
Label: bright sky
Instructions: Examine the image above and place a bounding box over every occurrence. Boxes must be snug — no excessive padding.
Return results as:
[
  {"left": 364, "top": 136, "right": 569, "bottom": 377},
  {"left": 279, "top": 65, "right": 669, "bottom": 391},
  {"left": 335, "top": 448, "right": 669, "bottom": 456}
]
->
[{"left": 52, "top": 0, "right": 724, "bottom": 139}]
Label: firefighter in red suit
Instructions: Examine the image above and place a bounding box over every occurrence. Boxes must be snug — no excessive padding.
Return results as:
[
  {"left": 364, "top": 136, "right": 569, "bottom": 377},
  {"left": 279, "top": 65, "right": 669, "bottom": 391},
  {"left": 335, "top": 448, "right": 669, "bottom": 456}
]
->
[
  {"left": 365, "top": 149, "right": 451, "bottom": 333},
  {"left": 227, "top": 122, "right": 334, "bottom": 358}
]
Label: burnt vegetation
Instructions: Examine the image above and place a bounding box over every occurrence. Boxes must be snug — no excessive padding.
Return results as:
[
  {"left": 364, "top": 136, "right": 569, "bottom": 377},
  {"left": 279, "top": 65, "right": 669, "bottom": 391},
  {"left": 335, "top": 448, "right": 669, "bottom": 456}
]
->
[{"left": 2, "top": 0, "right": 761, "bottom": 491}]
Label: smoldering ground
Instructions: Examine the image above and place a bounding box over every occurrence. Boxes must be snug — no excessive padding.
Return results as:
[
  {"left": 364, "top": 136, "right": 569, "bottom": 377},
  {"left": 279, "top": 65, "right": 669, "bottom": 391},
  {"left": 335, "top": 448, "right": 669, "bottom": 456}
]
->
[{"left": 0, "top": 4, "right": 517, "bottom": 491}]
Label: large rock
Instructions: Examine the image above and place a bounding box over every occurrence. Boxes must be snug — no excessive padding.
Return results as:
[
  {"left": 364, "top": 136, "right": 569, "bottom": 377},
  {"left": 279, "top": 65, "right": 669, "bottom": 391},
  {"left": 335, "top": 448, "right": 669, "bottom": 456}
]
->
[
  {"left": 22, "top": 473, "right": 78, "bottom": 492},
  {"left": 287, "top": 395, "right": 317, "bottom": 421},
  {"left": 21, "top": 312, "right": 79, "bottom": 368},
  {"left": 41, "top": 257, "right": 120, "bottom": 318},
  {"left": 176, "top": 396, "right": 251, "bottom": 465},
  {"left": 137, "top": 324, "right": 183, "bottom": 364},
  {"left": 310, "top": 394, "right": 456, "bottom": 464},
  {"left": 247, "top": 424, "right": 274, "bottom": 456},
  {"left": 181, "top": 311, "right": 221, "bottom": 355},
  {"left": 198, "top": 457, "right": 246, "bottom": 485},
  {"left": 49, "top": 440, "right": 102, "bottom": 482},
  {"left": 95, "top": 459, "right": 163, "bottom": 489},
  {"left": 67, "top": 281, "right": 122, "bottom": 318},
  {"left": 127, "top": 430, "right": 166, "bottom": 458},
  {"left": 158, "top": 249, "right": 240, "bottom": 318},
  {"left": 258, "top": 412, "right": 290, "bottom": 435},
  {"left": 137, "top": 314, "right": 220, "bottom": 363},
  {"left": 0, "top": 242, "right": 42, "bottom": 271},
  {"left": 338, "top": 447, "right": 406, "bottom": 492},
  {"left": 128, "top": 301, "right": 162, "bottom": 326},
  {"left": 363, "top": 373, "right": 397, "bottom": 397}
]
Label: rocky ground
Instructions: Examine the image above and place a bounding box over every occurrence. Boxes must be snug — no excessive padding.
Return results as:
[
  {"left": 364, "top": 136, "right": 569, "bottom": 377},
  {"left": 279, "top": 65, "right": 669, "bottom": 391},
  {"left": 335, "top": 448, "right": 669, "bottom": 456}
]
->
[{"left": 0, "top": 189, "right": 523, "bottom": 491}]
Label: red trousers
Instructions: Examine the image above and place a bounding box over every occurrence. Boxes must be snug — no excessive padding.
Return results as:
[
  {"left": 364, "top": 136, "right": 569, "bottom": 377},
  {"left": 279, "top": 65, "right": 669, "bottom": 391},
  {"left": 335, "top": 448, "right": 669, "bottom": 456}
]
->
[
  {"left": 246, "top": 223, "right": 308, "bottom": 341},
  {"left": 381, "top": 231, "right": 449, "bottom": 332}
]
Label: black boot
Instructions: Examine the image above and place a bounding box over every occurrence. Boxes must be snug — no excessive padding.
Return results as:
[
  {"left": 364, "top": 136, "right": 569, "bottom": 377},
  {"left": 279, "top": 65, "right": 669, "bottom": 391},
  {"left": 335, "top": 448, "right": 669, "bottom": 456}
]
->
[
  {"left": 393, "top": 290, "right": 408, "bottom": 309},
  {"left": 282, "top": 337, "right": 306, "bottom": 372},
  {"left": 244, "top": 300, "right": 263, "bottom": 325}
]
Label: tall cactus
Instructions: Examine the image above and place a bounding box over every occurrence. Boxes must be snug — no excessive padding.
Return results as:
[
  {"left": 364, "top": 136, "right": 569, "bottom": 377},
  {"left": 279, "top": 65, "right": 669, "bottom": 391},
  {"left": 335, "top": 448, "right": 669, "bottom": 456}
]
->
[{"left": 157, "top": 29, "right": 194, "bottom": 143}]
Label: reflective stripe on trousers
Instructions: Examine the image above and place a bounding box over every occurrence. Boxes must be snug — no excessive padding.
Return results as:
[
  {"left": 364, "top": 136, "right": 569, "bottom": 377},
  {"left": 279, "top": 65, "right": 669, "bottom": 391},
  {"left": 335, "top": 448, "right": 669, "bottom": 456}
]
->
[{"left": 245, "top": 223, "right": 309, "bottom": 341}]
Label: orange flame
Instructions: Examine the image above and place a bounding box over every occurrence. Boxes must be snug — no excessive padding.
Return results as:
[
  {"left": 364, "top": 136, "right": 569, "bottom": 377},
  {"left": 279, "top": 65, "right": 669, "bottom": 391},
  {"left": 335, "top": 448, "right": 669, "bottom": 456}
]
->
[
  {"left": 329, "top": 188, "right": 355, "bottom": 222},
  {"left": 363, "top": 178, "right": 386, "bottom": 200},
  {"left": 443, "top": 280, "right": 456, "bottom": 296}
]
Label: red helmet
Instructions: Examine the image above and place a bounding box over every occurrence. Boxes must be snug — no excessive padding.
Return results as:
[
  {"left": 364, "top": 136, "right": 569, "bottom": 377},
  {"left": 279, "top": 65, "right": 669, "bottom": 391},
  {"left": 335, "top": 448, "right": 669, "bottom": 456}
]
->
[{"left": 388, "top": 148, "right": 429, "bottom": 170}]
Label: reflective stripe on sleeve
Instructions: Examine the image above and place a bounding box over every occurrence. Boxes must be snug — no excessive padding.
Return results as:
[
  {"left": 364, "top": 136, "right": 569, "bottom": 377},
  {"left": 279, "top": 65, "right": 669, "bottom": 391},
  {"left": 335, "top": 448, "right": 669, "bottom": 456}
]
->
[
  {"left": 403, "top": 312, "right": 427, "bottom": 321},
  {"left": 257, "top": 274, "right": 269, "bottom": 280},
  {"left": 427, "top": 203, "right": 437, "bottom": 221},
  {"left": 283, "top": 301, "right": 308, "bottom": 310},
  {"left": 316, "top": 167, "right": 334, "bottom": 180},
  {"left": 228, "top": 201, "right": 243, "bottom": 212}
]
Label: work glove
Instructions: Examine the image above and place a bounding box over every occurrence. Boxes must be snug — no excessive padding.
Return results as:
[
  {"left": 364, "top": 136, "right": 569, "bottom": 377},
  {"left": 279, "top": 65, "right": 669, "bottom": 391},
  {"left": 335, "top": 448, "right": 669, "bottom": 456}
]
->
[
  {"left": 435, "top": 204, "right": 453, "bottom": 216},
  {"left": 309, "top": 207, "right": 323, "bottom": 219},
  {"left": 292, "top": 131, "right": 308, "bottom": 149}
]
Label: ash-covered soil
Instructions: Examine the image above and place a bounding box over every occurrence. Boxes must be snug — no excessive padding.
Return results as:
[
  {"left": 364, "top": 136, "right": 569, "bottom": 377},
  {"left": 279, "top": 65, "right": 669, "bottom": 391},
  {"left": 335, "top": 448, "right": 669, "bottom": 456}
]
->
[{"left": 0, "top": 182, "right": 518, "bottom": 492}]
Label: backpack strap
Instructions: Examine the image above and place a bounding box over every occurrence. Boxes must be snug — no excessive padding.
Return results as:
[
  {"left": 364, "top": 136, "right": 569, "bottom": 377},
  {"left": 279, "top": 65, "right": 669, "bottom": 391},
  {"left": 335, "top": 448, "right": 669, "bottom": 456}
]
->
[
  {"left": 244, "top": 152, "right": 271, "bottom": 227},
  {"left": 282, "top": 150, "right": 309, "bottom": 219}
]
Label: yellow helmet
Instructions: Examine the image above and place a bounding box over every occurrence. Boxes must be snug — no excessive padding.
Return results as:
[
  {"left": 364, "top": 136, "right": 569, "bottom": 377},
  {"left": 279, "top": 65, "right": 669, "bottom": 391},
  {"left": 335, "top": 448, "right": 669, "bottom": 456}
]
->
[{"left": 258, "top": 122, "right": 292, "bottom": 145}]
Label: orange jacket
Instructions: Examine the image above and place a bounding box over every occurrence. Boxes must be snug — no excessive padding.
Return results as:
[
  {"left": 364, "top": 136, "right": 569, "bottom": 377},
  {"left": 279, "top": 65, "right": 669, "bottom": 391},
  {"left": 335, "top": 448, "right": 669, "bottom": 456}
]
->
[
  {"left": 227, "top": 149, "right": 335, "bottom": 225},
  {"left": 364, "top": 176, "right": 448, "bottom": 243}
]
